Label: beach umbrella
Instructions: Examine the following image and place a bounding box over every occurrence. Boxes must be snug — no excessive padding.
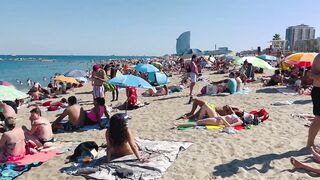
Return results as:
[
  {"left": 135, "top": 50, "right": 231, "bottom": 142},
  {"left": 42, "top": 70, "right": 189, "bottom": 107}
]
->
[
  {"left": 285, "top": 53, "right": 318, "bottom": 67},
  {"left": 108, "top": 75, "right": 152, "bottom": 89},
  {"left": 258, "top": 54, "right": 277, "bottom": 61},
  {"left": 0, "top": 81, "right": 15, "bottom": 88},
  {"left": 233, "top": 56, "right": 275, "bottom": 69},
  {"left": 54, "top": 75, "right": 79, "bottom": 84},
  {"left": 64, "top": 70, "right": 87, "bottom": 77},
  {"left": 0, "top": 85, "right": 28, "bottom": 101},
  {"left": 134, "top": 64, "right": 159, "bottom": 73},
  {"left": 181, "top": 48, "right": 203, "bottom": 59},
  {"left": 147, "top": 72, "right": 170, "bottom": 85}
]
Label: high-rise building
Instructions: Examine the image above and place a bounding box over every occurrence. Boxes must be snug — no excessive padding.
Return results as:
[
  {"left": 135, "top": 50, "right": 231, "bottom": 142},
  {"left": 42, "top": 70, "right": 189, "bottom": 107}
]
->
[
  {"left": 176, "top": 31, "right": 190, "bottom": 55},
  {"left": 285, "top": 24, "right": 315, "bottom": 50}
]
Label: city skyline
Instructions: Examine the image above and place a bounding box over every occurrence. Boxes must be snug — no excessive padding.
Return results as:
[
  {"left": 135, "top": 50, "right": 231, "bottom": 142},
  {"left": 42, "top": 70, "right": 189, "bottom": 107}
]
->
[{"left": 0, "top": 0, "right": 320, "bottom": 56}]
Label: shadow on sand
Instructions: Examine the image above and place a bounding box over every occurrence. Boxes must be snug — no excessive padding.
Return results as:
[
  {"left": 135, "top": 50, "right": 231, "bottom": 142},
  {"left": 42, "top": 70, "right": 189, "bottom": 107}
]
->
[
  {"left": 153, "top": 95, "right": 186, "bottom": 101},
  {"left": 212, "top": 148, "right": 311, "bottom": 178},
  {"left": 256, "top": 88, "right": 279, "bottom": 94},
  {"left": 293, "top": 100, "right": 312, "bottom": 105},
  {"left": 75, "top": 91, "right": 92, "bottom": 95}
]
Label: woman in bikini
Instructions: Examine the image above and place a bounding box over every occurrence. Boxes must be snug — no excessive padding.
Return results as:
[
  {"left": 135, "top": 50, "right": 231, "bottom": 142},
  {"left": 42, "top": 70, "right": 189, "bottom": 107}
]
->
[
  {"left": 105, "top": 113, "right": 142, "bottom": 162},
  {"left": 83, "top": 97, "right": 109, "bottom": 129},
  {"left": 0, "top": 117, "right": 26, "bottom": 162}
]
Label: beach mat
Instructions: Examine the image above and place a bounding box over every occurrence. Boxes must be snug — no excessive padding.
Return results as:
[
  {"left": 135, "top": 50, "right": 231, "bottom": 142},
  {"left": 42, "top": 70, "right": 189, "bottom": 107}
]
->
[
  {"left": 6, "top": 150, "right": 61, "bottom": 165},
  {"left": 0, "top": 162, "right": 42, "bottom": 179},
  {"left": 55, "top": 117, "right": 109, "bottom": 133},
  {"left": 61, "top": 138, "right": 192, "bottom": 180}
]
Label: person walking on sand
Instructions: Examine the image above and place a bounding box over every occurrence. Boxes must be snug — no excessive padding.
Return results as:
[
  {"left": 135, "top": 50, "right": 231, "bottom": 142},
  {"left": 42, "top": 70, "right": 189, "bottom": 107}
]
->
[
  {"left": 307, "top": 54, "right": 320, "bottom": 147},
  {"left": 91, "top": 64, "right": 107, "bottom": 100},
  {"left": 188, "top": 55, "right": 198, "bottom": 104}
]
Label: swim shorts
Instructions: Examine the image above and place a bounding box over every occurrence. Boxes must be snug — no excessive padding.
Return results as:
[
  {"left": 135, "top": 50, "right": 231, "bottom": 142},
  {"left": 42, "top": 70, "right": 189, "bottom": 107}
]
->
[
  {"left": 190, "top": 72, "right": 197, "bottom": 83},
  {"left": 62, "top": 122, "right": 80, "bottom": 132},
  {"left": 312, "top": 86, "right": 320, "bottom": 116},
  {"left": 93, "top": 85, "right": 105, "bottom": 98}
]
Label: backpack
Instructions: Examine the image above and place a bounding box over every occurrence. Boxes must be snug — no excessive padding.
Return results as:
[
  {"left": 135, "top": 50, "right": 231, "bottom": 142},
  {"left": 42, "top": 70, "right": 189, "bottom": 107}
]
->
[{"left": 68, "top": 141, "right": 99, "bottom": 162}]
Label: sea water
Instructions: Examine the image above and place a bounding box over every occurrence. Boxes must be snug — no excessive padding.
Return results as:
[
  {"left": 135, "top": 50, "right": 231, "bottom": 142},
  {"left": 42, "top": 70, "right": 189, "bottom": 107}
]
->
[{"left": 0, "top": 55, "right": 150, "bottom": 92}]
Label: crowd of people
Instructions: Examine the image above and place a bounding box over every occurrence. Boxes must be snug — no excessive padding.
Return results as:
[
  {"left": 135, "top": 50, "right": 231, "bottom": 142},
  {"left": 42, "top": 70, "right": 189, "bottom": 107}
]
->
[{"left": 1, "top": 53, "right": 320, "bottom": 177}]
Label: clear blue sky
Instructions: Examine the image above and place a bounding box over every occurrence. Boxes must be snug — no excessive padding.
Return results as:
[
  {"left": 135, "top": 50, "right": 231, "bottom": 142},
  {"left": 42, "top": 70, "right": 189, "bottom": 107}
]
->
[{"left": 0, "top": 0, "right": 319, "bottom": 56}]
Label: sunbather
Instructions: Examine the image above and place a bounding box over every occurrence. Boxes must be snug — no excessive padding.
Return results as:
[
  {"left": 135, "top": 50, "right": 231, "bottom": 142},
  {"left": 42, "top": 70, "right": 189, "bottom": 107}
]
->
[
  {"left": 0, "top": 117, "right": 26, "bottom": 162},
  {"left": 0, "top": 101, "right": 17, "bottom": 122},
  {"left": 181, "top": 98, "right": 243, "bottom": 120},
  {"left": 83, "top": 97, "right": 109, "bottom": 128},
  {"left": 23, "top": 108, "right": 54, "bottom": 148},
  {"left": 52, "top": 96, "right": 86, "bottom": 132},
  {"left": 174, "top": 114, "right": 243, "bottom": 128},
  {"left": 105, "top": 113, "right": 142, "bottom": 162},
  {"left": 142, "top": 85, "right": 168, "bottom": 97},
  {"left": 290, "top": 146, "right": 320, "bottom": 175}
]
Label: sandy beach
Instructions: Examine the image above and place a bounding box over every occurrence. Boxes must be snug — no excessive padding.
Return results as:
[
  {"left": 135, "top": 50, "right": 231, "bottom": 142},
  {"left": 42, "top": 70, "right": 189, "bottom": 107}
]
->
[{"left": 11, "top": 70, "right": 316, "bottom": 180}]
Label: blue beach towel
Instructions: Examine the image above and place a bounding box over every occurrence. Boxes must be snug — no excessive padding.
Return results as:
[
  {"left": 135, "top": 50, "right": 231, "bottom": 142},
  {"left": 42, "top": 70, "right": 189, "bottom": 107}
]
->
[{"left": 0, "top": 162, "right": 42, "bottom": 180}]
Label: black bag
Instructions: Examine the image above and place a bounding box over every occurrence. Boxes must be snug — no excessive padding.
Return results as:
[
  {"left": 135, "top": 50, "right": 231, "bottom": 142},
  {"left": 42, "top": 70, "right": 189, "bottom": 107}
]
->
[{"left": 68, "top": 141, "right": 99, "bottom": 162}]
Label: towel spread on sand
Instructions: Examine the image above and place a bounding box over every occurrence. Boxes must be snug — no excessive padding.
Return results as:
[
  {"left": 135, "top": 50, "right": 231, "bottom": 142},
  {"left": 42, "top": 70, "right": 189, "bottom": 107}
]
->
[
  {"left": 0, "top": 162, "right": 42, "bottom": 179},
  {"left": 61, "top": 138, "right": 192, "bottom": 180},
  {"left": 56, "top": 117, "right": 109, "bottom": 133},
  {"left": 235, "top": 88, "right": 251, "bottom": 95},
  {"left": 276, "top": 88, "right": 299, "bottom": 96},
  {"left": 6, "top": 150, "right": 61, "bottom": 165}
]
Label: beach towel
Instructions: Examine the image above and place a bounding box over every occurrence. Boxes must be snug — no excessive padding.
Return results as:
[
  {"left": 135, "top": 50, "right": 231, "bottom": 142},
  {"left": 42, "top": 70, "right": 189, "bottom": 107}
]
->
[
  {"left": 6, "top": 150, "right": 61, "bottom": 165},
  {"left": 55, "top": 117, "right": 109, "bottom": 133},
  {"left": 61, "top": 138, "right": 192, "bottom": 180},
  {"left": 0, "top": 162, "right": 42, "bottom": 179},
  {"left": 235, "top": 88, "right": 251, "bottom": 95},
  {"left": 276, "top": 88, "right": 299, "bottom": 96}
]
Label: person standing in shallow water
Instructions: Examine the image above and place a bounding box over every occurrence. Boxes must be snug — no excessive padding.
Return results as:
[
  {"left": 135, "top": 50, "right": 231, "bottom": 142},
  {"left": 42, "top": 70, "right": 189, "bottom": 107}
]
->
[
  {"left": 188, "top": 55, "right": 198, "bottom": 104},
  {"left": 307, "top": 54, "right": 320, "bottom": 147}
]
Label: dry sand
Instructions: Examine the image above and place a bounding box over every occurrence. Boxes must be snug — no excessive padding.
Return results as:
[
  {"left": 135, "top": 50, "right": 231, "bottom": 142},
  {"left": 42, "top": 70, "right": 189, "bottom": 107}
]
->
[{"left": 16, "top": 71, "right": 317, "bottom": 180}]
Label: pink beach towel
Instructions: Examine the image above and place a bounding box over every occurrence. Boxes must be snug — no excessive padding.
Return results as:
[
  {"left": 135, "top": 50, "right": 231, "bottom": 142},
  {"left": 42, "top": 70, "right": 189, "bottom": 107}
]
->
[{"left": 6, "top": 150, "right": 61, "bottom": 165}]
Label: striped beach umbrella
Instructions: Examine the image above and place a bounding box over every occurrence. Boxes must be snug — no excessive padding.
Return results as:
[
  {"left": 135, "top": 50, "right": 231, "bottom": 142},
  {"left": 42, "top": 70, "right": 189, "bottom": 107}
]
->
[{"left": 0, "top": 85, "right": 28, "bottom": 101}]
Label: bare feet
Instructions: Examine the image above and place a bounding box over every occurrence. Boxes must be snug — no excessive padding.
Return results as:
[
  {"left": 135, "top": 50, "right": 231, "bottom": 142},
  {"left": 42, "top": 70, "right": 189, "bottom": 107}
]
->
[
  {"left": 311, "top": 147, "right": 320, "bottom": 163},
  {"left": 290, "top": 157, "right": 305, "bottom": 169}
]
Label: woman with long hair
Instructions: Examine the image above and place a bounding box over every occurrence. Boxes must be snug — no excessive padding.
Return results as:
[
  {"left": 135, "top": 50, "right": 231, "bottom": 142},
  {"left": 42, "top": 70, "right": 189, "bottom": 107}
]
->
[{"left": 105, "top": 113, "right": 141, "bottom": 162}]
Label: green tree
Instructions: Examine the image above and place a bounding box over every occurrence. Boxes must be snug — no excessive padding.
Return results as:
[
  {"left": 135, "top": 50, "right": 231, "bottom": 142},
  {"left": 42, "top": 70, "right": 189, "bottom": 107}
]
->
[{"left": 273, "top": 34, "right": 281, "bottom": 40}]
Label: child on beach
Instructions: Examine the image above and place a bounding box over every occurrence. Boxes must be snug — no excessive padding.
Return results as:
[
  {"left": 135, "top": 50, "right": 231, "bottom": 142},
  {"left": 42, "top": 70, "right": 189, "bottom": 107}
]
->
[
  {"left": 105, "top": 113, "right": 143, "bottom": 162},
  {"left": 23, "top": 108, "right": 54, "bottom": 148}
]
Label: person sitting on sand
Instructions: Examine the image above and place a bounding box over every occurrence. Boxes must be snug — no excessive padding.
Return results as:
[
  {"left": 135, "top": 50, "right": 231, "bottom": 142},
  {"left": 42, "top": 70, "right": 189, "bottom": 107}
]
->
[
  {"left": 83, "top": 97, "right": 109, "bottom": 128},
  {"left": 263, "top": 70, "right": 283, "bottom": 86},
  {"left": 290, "top": 146, "right": 320, "bottom": 175},
  {"left": 180, "top": 98, "right": 243, "bottom": 120},
  {"left": 0, "top": 117, "right": 26, "bottom": 162},
  {"left": 0, "top": 101, "right": 17, "bottom": 122},
  {"left": 142, "top": 85, "right": 168, "bottom": 97},
  {"left": 105, "top": 113, "right": 142, "bottom": 162},
  {"left": 23, "top": 108, "right": 54, "bottom": 148},
  {"left": 52, "top": 96, "right": 86, "bottom": 132},
  {"left": 235, "top": 72, "right": 243, "bottom": 91},
  {"left": 115, "top": 87, "right": 148, "bottom": 110}
]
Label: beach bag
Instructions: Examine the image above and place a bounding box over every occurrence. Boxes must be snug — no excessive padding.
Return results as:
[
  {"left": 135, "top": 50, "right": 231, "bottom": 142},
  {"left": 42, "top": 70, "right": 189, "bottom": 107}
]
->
[
  {"left": 104, "top": 82, "right": 115, "bottom": 92},
  {"left": 68, "top": 141, "right": 99, "bottom": 162}
]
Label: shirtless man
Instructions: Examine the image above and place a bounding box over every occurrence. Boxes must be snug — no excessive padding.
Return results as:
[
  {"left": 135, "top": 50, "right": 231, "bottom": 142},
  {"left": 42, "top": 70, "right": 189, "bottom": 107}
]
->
[
  {"left": 52, "top": 96, "right": 86, "bottom": 132},
  {"left": 0, "top": 117, "right": 25, "bottom": 162},
  {"left": 92, "top": 64, "right": 107, "bottom": 99},
  {"left": 307, "top": 54, "right": 320, "bottom": 147},
  {"left": 23, "top": 108, "right": 53, "bottom": 148},
  {"left": 0, "top": 101, "right": 17, "bottom": 122}
]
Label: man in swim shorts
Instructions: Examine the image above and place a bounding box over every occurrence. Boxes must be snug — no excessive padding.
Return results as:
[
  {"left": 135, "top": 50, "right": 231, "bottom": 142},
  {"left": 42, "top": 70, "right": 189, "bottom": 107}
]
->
[
  {"left": 308, "top": 54, "right": 320, "bottom": 147},
  {"left": 92, "top": 64, "right": 107, "bottom": 99}
]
